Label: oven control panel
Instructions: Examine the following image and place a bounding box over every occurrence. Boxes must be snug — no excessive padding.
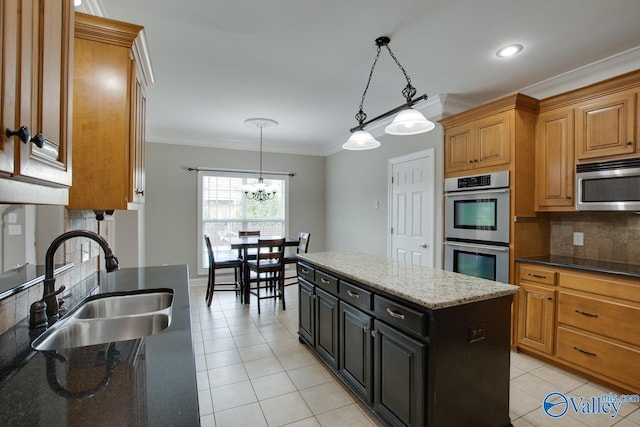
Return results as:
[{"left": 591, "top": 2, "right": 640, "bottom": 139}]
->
[{"left": 444, "top": 170, "right": 509, "bottom": 193}]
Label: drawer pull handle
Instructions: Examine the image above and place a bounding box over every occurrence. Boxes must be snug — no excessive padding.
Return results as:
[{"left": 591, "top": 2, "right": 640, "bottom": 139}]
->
[
  {"left": 386, "top": 308, "right": 405, "bottom": 320},
  {"left": 320, "top": 278, "right": 330, "bottom": 284},
  {"left": 347, "top": 290, "right": 360, "bottom": 299},
  {"left": 528, "top": 273, "right": 546, "bottom": 279},
  {"left": 573, "top": 346, "right": 597, "bottom": 357},
  {"left": 575, "top": 310, "right": 598, "bottom": 318},
  {"left": 301, "top": 268, "right": 309, "bottom": 274}
]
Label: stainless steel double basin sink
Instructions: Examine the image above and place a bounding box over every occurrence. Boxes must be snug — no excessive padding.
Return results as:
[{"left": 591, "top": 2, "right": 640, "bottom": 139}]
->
[{"left": 31, "top": 288, "right": 174, "bottom": 351}]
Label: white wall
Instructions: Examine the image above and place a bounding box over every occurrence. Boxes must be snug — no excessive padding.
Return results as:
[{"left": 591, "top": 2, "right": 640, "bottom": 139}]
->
[
  {"left": 145, "top": 142, "right": 326, "bottom": 279},
  {"left": 325, "top": 126, "right": 445, "bottom": 268}
]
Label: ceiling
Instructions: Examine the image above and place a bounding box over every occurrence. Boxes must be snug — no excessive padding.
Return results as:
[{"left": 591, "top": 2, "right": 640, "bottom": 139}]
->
[{"left": 81, "top": 0, "right": 640, "bottom": 156}]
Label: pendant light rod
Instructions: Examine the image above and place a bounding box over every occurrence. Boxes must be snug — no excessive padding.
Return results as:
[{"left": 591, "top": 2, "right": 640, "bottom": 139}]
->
[{"left": 350, "top": 93, "right": 428, "bottom": 133}]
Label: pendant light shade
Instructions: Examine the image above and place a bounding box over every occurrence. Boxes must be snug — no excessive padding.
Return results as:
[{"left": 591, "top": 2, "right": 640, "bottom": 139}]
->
[
  {"left": 342, "top": 130, "right": 381, "bottom": 150},
  {"left": 385, "top": 108, "right": 435, "bottom": 135},
  {"left": 344, "top": 36, "right": 434, "bottom": 150}
]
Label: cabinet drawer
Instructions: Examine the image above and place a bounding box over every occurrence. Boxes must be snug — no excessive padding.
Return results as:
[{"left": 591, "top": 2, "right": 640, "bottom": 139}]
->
[
  {"left": 297, "top": 263, "right": 315, "bottom": 283},
  {"left": 558, "top": 291, "right": 640, "bottom": 347},
  {"left": 519, "top": 265, "right": 557, "bottom": 286},
  {"left": 339, "top": 281, "right": 372, "bottom": 312},
  {"left": 316, "top": 270, "right": 338, "bottom": 294},
  {"left": 374, "top": 295, "right": 427, "bottom": 337},
  {"left": 557, "top": 326, "right": 640, "bottom": 389}
]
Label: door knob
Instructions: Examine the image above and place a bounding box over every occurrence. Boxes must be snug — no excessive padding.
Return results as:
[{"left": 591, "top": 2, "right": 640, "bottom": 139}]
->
[{"left": 419, "top": 243, "right": 428, "bottom": 248}]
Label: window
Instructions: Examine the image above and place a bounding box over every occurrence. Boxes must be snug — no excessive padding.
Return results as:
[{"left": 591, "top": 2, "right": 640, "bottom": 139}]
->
[{"left": 197, "top": 171, "right": 289, "bottom": 275}]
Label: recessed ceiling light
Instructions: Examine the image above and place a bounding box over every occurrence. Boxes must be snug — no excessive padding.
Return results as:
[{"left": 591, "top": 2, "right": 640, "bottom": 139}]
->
[{"left": 496, "top": 44, "right": 523, "bottom": 58}]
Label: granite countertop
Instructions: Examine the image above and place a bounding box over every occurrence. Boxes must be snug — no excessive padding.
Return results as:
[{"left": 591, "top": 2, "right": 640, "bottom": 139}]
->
[
  {"left": 515, "top": 254, "right": 640, "bottom": 279},
  {"left": 298, "top": 251, "right": 519, "bottom": 310},
  {"left": 0, "top": 265, "right": 198, "bottom": 426}
]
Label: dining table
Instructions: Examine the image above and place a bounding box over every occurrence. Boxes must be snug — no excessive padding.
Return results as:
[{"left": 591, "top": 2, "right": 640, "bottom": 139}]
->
[{"left": 226, "top": 235, "right": 300, "bottom": 304}]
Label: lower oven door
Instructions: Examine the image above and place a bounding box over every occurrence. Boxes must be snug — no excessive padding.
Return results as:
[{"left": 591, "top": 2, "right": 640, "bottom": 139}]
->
[{"left": 444, "top": 241, "right": 509, "bottom": 283}]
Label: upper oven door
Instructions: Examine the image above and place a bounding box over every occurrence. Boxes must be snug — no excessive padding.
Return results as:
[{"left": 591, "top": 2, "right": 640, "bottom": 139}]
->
[{"left": 445, "top": 187, "right": 510, "bottom": 243}]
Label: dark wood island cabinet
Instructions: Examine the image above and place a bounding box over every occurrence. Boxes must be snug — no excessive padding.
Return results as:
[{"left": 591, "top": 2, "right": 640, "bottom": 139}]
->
[{"left": 297, "top": 251, "right": 519, "bottom": 427}]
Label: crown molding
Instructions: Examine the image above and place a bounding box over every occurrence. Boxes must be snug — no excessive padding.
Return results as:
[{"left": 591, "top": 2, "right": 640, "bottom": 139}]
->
[
  {"left": 519, "top": 45, "right": 640, "bottom": 100},
  {"left": 147, "top": 137, "right": 327, "bottom": 157}
]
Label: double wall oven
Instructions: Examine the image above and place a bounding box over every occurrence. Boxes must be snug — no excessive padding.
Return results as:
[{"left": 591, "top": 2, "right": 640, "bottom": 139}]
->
[{"left": 444, "top": 171, "right": 510, "bottom": 283}]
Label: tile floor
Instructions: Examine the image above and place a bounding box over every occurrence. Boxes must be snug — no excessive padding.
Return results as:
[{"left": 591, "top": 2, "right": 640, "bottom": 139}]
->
[{"left": 190, "top": 284, "right": 640, "bottom": 427}]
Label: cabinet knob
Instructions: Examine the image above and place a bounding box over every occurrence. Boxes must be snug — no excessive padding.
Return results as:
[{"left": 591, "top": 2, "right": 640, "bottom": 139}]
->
[
  {"left": 546, "top": 297, "right": 553, "bottom": 301},
  {"left": 5, "top": 127, "right": 45, "bottom": 148},
  {"left": 469, "top": 160, "right": 474, "bottom": 164},
  {"left": 626, "top": 140, "right": 633, "bottom": 146},
  {"left": 6, "top": 126, "right": 31, "bottom": 144},
  {"left": 135, "top": 189, "right": 145, "bottom": 196},
  {"left": 566, "top": 196, "right": 572, "bottom": 200}
]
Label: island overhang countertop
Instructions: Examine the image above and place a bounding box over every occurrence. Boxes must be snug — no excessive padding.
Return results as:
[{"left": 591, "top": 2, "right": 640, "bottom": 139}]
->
[{"left": 298, "top": 251, "right": 519, "bottom": 310}]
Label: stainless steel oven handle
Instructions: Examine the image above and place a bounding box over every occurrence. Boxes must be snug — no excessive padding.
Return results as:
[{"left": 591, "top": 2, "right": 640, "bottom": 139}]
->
[
  {"left": 444, "top": 188, "right": 510, "bottom": 197},
  {"left": 443, "top": 241, "right": 509, "bottom": 252}
]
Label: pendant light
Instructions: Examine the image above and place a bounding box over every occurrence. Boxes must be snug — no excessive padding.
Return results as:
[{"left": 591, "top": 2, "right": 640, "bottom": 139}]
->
[
  {"left": 243, "top": 118, "right": 278, "bottom": 202},
  {"left": 343, "top": 36, "right": 434, "bottom": 150}
]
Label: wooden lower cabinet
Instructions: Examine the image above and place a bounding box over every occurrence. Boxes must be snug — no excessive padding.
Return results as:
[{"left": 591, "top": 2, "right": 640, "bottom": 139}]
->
[
  {"left": 298, "top": 279, "right": 315, "bottom": 344},
  {"left": 373, "top": 320, "right": 425, "bottom": 427},
  {"left": 339, "top": 302, "right": 372, "bottom": 401},
  {"left": 298, "top": 261, "right": 513, "bottom": 427},
  {"left": 518, "top": 283, "right": 556, "bottom": 354},
  {"left": 315, "top": 287, "right": 339, "bottom": 367},
  {"left": 517, "top": 261, "right": 640, "bottom": 394}
]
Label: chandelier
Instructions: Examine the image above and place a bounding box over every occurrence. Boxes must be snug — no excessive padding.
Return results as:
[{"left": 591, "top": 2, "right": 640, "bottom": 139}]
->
[
  {"left": 343, "top": 36, "right": 435, "bottom": 151},
  {"left": 243, "top": 118, "right": 278, "bottom": 202}
]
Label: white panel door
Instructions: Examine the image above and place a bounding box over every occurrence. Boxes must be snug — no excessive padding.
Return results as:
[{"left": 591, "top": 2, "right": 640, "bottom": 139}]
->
[{"left": 390, "top": 152, "right": 434, "bottom": 267}]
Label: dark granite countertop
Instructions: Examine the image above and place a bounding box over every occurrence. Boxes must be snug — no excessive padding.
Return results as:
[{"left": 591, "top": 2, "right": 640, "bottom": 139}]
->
[
  {"left": 0, "top": 265, "right": 198, "bottom": 427},
  {"left": 515, "top": 255, "right": 640, "bottom": 279},
  {"left": 0, "top": 263, "right": 74, "bottom": 301}
]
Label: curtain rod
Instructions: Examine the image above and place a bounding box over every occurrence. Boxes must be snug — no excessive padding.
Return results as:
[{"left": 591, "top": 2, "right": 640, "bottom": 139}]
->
[{"left": 186, "top": 166, "right": 295, "bottom": 177}]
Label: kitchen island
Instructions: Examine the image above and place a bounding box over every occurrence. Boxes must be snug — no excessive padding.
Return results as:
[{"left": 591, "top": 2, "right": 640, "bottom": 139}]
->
[
  {"left": 297, "top": 251, "right": 519, "bottom": 427},
  {"left": 0, "top": 265, "right": 198, "bottom": 426}
]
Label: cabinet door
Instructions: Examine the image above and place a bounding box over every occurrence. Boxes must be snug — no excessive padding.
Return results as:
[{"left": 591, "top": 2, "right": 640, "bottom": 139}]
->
[
  {"left": 536, "top": 108, "right": 575, "bottom": 210},
  {"left": 1, "top": 0, "right": 72, "bottom": 186},
  {"left": 444, "top": 123, "right": 474, "bottom": 173},
  {"left": 474, "top": 111, "right": 510, "bottom": 169},
  {"left": 298, "top": 279, "right": 315, "bottom": 344},
  {"left": 0, "top": 0, "right": 19, "bottom": 175},
  {"left": 373, "top": 320, "right": 425, "bottom": 427},
  {"left": 131, "top": 67, "right": 146, "bottom": 203},
  {"left": 315, "top": 287, "right": 339, "bottom": 368},
  {"left": 339, "top": 302, "right": 373, "bottom": 402},
  {"left": 16, "top": 0, "right": 72, "bottom": 186},
  {"left": 518, "top": 283, "right": 556, "bottom": 354},
  {"left": 576, "top": 90, "right": 636, "bottom": 160}
]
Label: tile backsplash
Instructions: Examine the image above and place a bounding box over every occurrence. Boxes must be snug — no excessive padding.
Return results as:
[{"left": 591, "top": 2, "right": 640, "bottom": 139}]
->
[
  {"left": 0, "top": 210, "right": 113, "bottom": 335},
  {"left": 550, "top": 212, "right": 640, "bottom": 264}
]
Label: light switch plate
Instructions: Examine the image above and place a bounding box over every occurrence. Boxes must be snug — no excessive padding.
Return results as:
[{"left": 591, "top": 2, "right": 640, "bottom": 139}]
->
[
  {"left": 573, "top": 232, "right": 584, "bottom": 246},
  {"left": 8, "top": 224, "right": 21, "bottom": 235}
]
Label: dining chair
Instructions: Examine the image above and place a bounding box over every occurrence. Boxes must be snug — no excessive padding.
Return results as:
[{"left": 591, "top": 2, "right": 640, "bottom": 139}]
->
[
  {"left": 204, "top": 235, "right": 243, "bottom": 307},
  {"left": 284, "top": 232, "right": 310, "bottom": 286},
  {"left": 246, "top": 237, "right": 286, "bottom": 314},
  {"left": 238, "top": 230, "right": 261, "bottom": 260}
]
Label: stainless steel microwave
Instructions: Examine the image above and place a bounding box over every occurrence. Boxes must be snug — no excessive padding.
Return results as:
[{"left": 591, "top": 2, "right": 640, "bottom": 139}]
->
[{"left": 576, "top": 159, "right": 640, "bottom": 211}]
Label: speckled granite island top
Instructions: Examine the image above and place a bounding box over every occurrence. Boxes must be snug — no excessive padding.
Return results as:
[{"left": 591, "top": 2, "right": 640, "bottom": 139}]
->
[{"left": 298, "top": 251, "right": 519, "bottom": 309}]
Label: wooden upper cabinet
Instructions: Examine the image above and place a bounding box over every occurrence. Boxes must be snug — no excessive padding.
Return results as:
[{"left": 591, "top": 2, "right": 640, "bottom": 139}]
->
[
  {"left": 576, "top": 89, "right": 636, "bottom": 160},
  {"left": 444, "top": 123, "right": 474, "bottom": 172},
  {"left": 68, "top": 13, "right": 154, "bottom": 210},
  {"left": 444, "top": 111, "right": 511, "bottom": 174},
  {"left": 0, "top": 0, "right": 73, "bottom": 203},
  {"left": 535, "top": 108, "right": 575, "bottom": 211},
  {"left": 474, "top": 112, "right": 510, "bottom": 168}
]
